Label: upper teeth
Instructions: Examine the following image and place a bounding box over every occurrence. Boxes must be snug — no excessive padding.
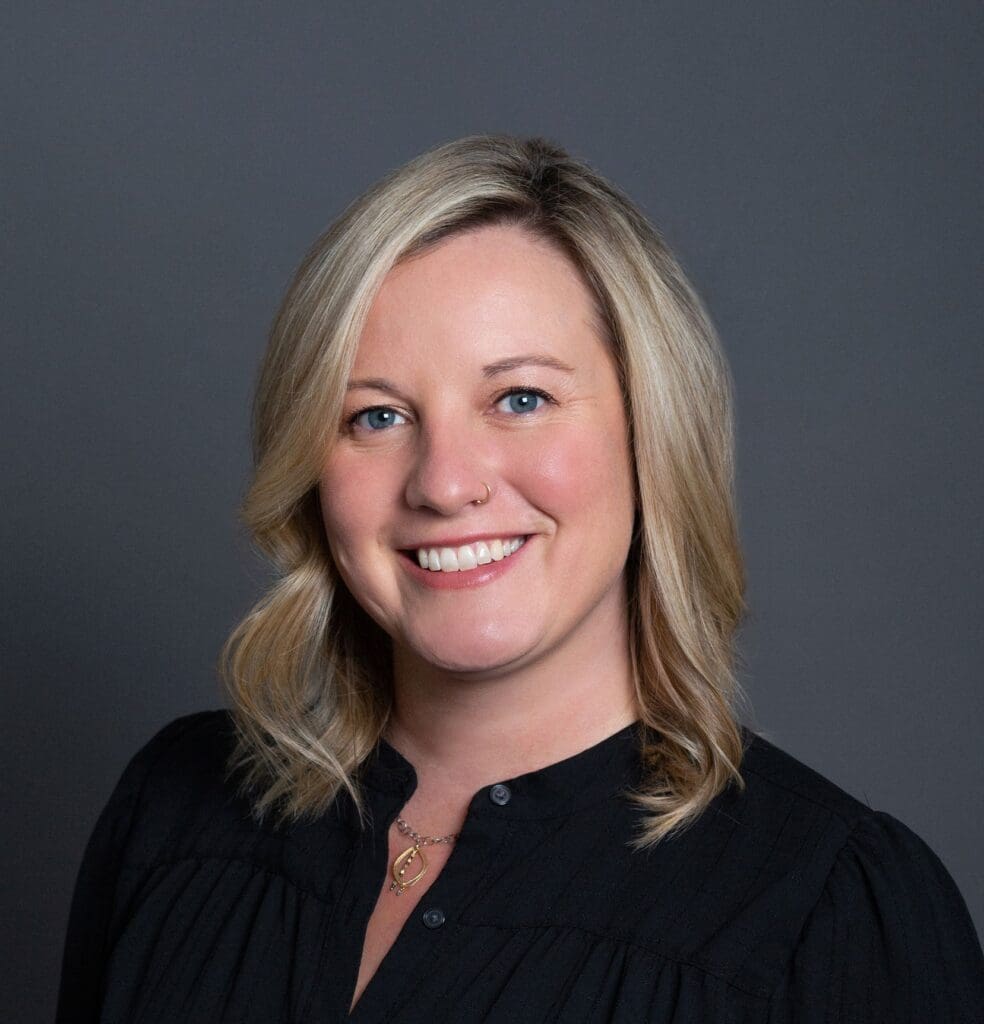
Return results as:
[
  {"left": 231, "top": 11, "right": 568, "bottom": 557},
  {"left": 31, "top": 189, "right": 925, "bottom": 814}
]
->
[{"left": 415, "top": 536, "right": 526, "bottom": 572}]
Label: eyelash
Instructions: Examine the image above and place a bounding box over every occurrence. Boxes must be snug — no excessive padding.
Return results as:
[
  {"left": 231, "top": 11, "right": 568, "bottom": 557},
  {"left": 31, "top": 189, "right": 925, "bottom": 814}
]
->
[{"left": 345, "top": 386, "right": 556, "bottom": 432}]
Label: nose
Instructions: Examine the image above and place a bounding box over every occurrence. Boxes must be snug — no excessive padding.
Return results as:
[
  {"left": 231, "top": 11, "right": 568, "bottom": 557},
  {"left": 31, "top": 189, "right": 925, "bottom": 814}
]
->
[{"left": 404, "top": 418, "right": 492, "bottom": 515}]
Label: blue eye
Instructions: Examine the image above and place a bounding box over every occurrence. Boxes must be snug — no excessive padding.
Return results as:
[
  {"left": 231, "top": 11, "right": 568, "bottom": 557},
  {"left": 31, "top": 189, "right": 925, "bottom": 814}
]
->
[
  {"left": 351, "top": 407, "right": 407, "bottom": 431},
  {"left": 497, "top": 389, "right": 549, "bottom": 415}
]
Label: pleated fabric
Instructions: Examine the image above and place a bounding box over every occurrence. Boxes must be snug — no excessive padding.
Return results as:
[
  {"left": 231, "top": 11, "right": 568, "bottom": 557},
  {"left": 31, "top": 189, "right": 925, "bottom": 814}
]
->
[{"left": 56, "top": 710, "right": 984, "bottom": 1023}]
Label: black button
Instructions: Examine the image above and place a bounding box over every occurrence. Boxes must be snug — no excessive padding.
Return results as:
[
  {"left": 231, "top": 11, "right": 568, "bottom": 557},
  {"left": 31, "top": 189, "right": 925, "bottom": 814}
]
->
[
  {"left": 489, "top": 783, "right": 512, "bottom": 806},
  {"left": 422, "top": 907, "right": 445, "bottom": 929}
]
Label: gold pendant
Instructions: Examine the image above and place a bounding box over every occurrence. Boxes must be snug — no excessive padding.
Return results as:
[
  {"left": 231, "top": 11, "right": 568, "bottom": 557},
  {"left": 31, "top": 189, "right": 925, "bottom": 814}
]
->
[{"left": 389, "top": 843, "right": 428, "bottom": 895}]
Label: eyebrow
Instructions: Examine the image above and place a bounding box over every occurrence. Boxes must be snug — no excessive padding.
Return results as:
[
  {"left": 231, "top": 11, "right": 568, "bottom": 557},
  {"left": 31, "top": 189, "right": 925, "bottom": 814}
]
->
[
  {"left": 346, "top": 353, "right": 576, "bottom": 394},
  {"left": 481, "top": 353, "right": 576, "bottom": 378}
]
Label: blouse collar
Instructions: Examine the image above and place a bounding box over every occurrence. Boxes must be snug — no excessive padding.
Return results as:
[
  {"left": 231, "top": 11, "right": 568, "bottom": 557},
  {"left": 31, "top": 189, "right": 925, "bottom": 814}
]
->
[{"left": 357, "top": 719, "right": 648, "bottom": 821}]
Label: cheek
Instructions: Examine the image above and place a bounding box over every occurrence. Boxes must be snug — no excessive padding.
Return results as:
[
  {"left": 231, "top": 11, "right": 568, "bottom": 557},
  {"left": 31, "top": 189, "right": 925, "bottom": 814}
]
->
[
  {"left": 317, "top": 454, "right": 389, "bottom": 556},
  {"left": 317, "top": 464, "right": 397, "bottom": 624},
  {"left": 526, "top": 425, "right": 635, "bottom": 523}
]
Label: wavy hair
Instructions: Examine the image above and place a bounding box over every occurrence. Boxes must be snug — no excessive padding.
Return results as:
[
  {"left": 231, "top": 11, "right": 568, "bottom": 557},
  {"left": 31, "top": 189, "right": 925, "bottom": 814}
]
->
[{"left": 220, "top": 134, "right": 749, "bottom": 848}]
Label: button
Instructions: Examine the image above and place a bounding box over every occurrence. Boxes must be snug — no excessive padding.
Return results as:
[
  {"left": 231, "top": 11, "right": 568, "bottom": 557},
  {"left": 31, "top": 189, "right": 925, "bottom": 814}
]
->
[
  {"left": 489, "top": 783, "right": 512, "bottom": 806},
  {"left": 421, "top": 907, "right": 445, "bottom": 929}
]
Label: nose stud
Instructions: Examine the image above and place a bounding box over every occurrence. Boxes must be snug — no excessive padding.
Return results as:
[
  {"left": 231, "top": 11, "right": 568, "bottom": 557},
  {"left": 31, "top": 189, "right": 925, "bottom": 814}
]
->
[{"left": 472, "top": 481, "right": 492, "bottom": 505}]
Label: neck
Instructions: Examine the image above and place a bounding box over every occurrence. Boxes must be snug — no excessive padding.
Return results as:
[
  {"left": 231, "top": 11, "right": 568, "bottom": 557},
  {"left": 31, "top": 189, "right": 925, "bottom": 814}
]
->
[{"left": 383, "top": 590, "right": 638, "bottom": 812}]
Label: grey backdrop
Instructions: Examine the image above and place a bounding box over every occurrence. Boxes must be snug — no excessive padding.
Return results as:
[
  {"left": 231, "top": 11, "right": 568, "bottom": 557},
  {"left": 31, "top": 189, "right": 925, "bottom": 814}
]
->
[{"left": 3, "top": 3, "right": 981, "bottom": 1020}]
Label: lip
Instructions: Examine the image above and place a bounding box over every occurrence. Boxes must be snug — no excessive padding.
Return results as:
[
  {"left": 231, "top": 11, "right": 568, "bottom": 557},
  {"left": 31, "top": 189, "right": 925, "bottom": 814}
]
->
[
  {"left": 397, "top": 532, "right": 528, "bottom": 550},
  {"left": 398, "top": 535, "right": 532, "bottom": 590}
]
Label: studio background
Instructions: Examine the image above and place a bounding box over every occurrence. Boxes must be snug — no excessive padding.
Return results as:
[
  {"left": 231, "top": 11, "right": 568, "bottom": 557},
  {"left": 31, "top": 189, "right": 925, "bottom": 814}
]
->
[{"left": 2, "top": 4, "right": 980, "bottom": 1020}]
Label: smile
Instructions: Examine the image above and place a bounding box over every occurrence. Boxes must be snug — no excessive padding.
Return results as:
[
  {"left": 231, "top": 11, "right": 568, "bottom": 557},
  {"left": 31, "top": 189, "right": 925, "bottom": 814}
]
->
[{"left": 411, "top": 536, "right": 527, "bottom": 573}]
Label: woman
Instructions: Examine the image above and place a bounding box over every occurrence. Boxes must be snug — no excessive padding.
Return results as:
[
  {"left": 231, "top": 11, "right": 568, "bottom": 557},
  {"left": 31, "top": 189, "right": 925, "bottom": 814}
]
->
[{"left": 57, "top": 135, "right": 983, "bottom": 1022}]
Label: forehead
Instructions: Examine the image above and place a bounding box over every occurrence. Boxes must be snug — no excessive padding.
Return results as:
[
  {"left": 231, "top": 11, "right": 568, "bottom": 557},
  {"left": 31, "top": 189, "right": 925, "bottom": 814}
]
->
[{"left": 353, "top": 224, "right": 607, "bottom": 372}]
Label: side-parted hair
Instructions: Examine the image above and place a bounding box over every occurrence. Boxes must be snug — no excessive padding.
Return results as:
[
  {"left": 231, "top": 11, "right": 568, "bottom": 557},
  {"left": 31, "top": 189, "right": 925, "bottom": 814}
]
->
[{"left": 220, "top": 134, "right": 749, "bottom": 849}]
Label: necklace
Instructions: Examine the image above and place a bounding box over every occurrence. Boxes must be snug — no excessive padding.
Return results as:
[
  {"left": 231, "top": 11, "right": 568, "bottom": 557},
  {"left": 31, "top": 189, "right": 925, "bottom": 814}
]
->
[{"left": 389, "top": 817, "right": 459, "bottom": 895}]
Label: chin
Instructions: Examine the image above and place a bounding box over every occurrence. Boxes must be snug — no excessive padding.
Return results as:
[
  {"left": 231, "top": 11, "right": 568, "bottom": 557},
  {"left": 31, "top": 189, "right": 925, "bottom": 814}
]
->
[{"left": 406, "top": 627, "right": 540, "bottom": 676}]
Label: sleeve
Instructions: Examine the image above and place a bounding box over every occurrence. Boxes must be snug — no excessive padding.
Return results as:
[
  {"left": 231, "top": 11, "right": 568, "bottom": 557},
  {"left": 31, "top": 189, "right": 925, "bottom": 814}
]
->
[
  {"left": 54, "top": 712, "right": 217, "bottom": 1023},
  {"left": 768, "top": 809, "right": 984, "bottom": 1024}
]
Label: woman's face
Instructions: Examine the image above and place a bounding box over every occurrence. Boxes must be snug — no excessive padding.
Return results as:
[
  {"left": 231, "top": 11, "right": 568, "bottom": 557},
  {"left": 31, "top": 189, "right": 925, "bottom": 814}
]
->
[{"left": 318, "top": 224, "right": 637, "bottom": 676}]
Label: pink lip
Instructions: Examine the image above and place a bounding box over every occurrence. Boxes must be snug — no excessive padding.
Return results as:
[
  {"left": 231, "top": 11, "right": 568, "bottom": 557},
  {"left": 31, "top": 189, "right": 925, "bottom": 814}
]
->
[{"left": 399, "top": 536, "right": 532, "bottom": 590}]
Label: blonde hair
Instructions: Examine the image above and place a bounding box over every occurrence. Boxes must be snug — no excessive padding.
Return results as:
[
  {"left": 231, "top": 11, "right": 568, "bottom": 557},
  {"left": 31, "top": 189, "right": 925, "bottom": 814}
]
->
[{"left": 220, "top": 134, "right": 749, "bottom": 848}]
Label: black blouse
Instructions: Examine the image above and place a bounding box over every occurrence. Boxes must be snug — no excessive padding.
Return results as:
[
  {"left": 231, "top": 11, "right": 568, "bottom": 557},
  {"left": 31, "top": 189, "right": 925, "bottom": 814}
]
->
[{"left": 56, "top": 710, "right": 984, "bottom": 1023}]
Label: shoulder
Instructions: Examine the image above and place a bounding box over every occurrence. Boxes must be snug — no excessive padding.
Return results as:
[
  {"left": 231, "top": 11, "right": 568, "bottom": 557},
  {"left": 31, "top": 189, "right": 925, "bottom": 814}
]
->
[
  {"left": 737, "top": 726, "right": 877, "bottom": 828},
  {"left": 733, "top": 725, "right": 975, "bottom": 909},
  {"left": 127, "top": 707, "right": 235, "bottom": 767},
  {"left": 734, "top": 729, "right": 977, "bottom": 929},
  {"left": 115, "top": 708, "right": 237, "bottom": 807},
  {"left": 103, "top": 708, "right": 256, "bottom": 865},
  {"left": 740, "top": 729, "right": 965, "bottom": 907},
  {"left": 719, "top": 728, "right": 984, "bottom": 1010}
]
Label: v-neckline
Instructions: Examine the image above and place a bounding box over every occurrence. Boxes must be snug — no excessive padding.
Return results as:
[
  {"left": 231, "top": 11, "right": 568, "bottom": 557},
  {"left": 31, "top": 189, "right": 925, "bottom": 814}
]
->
[{"left": 347, "top": 830, "right": 456, "bottom": 1016}]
